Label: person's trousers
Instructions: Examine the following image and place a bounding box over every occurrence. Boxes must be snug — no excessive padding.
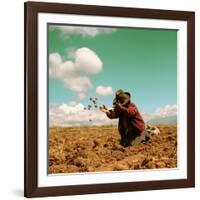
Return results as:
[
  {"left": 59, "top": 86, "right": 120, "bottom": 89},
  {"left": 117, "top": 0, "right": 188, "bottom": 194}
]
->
[{"left": 120, "top": 128, "right": 146, "bottom": 147}]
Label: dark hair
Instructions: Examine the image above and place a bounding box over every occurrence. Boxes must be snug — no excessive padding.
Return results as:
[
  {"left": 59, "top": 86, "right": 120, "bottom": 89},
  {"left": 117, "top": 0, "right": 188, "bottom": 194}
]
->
[{"left": 124, "top": 92, "right": 131, "bottom": 97}]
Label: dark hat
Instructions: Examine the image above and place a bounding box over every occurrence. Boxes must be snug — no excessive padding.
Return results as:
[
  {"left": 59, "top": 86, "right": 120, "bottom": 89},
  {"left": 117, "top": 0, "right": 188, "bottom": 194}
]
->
[{"left": 113, "top": 89, "right": 131, "bottom": 106}]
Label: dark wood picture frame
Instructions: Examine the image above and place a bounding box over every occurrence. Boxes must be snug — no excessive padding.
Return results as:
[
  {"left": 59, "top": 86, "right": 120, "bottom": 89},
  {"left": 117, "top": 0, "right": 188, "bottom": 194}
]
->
[{"left": 24, "top": 1, "right": 195, "bottom": 198}]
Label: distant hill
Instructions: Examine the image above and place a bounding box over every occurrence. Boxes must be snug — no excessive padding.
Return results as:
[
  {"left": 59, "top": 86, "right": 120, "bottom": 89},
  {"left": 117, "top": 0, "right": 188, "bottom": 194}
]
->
[{"left": 147, "top": 115, "right": 177, "bottom": 125}]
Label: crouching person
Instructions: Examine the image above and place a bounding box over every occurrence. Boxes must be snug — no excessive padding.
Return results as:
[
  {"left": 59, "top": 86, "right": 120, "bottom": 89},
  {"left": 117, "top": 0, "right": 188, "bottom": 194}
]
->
[{"left": 100, "top": 90, "right": 145, "bottom": 147}]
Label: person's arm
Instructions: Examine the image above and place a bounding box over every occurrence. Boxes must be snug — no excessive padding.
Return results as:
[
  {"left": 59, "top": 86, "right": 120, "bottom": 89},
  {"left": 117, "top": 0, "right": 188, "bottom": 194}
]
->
[
  {"left": 99, "top": 106, "right": 119, "bottom": 119},
  {"left": 106, "top": 109, "right": 119, "bottom": 119},
  {"left": 115, "top": 103, "right": 136, "bottom": 117}
]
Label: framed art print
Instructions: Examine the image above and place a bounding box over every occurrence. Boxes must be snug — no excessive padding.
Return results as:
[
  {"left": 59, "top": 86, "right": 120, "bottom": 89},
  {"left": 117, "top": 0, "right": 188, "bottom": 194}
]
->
[{"left": 24, "top": 1, "right": 195, "bottom": 197}]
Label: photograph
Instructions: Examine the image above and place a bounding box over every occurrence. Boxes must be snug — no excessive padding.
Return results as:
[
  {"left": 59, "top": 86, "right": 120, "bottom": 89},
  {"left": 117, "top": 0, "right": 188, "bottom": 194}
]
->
[
  {"left": 24, "top": 2, "right": 195, "bottom": 197},
  {"left": 48, "top": 24, "right": 178, "bottom": 174}
]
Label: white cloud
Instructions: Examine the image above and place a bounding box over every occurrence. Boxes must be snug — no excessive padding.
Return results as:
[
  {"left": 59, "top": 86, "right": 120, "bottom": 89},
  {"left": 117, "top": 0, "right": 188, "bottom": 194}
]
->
[
  {"left": 50, "top": 103, "right": 177, "bottom": 127},
  {"left": 96, "top": 86, "right": 113, "bottom": 96},
  {"left": 49, "top": 53, "right": 63, "bottom": 78},
  {"left": 49, "top": 53, "right": 76, "bottom": 78},
  {"left": 59, "top": 102, "right": 84, "bottom": 114},
  {"left": 64, "top": 76, "right": 92, "bottom": 93},
  {"left": 50, "top": 25, "right": 116, "bottom": 38},
  {"left": 49, "top": 102, "right": 117, "bottom": 127},
  {"left": 75, "top": 48, "right": 102, "bottom": 74},
  {"left": 153, "top": 104, "right": 177, "bottom": 117},
  {"left": 49, "top": 52, "right": 62, "bottom": 67},
  {"left": 142, "top": 104, "right": 177, "bottom": 122},
  {"left": 49, "top": 47, "right": 103, "bottom": 99}
]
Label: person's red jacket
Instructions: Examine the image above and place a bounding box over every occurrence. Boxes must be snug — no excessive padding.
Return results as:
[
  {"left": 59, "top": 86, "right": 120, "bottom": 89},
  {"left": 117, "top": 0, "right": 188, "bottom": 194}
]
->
[{"left": 106, "top": 102, "right": 145, "bottom": 134}]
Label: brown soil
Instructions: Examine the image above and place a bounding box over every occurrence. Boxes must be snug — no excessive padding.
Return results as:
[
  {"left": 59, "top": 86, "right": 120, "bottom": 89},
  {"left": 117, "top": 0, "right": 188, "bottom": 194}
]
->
[{"left": 48, "top": 125, "right": 177, "bottom": 174}]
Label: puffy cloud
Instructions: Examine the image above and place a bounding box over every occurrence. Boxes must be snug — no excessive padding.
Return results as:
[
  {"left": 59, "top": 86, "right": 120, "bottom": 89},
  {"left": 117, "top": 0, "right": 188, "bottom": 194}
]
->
[
  {"left": 49, "top": 25, "right": 116, "bottom": 100},
  {"left": 96, "top": 86, "right": 113, "bottom": 96},
  {"left": 49, "top": 53, "right": 75, "bottom": 78},
  {"left": 142, "top": 104, "right": 177, "bottom": 122},
  {"left": 50, "top": 25, "right": 116, "bottom": 38},
  {"left": 49, "top": 47, "right": 102, "bottom": 99},
  {"left": 64, "top": 76, "right": 92, "bottom": 93},
  {"left": 49, "top": 102, "right": 117, "bottom": 127},
  {"left": 59, "top": 102, "right": 84, "bottom": 114},
  {"left": 49, "top": 103, "right": 177, "bottom": 127},
  {"left": 75, "top": 48, "right": 102, "bottom": 74},
  {"left": 153, "top": 104, "right": 177, "bottom": 117},
  {"left": 49, "top": 53, "right": 63, "bottom": 78},
  {"left": 49, "top": 52, "right": 62, "bottom": 67}
]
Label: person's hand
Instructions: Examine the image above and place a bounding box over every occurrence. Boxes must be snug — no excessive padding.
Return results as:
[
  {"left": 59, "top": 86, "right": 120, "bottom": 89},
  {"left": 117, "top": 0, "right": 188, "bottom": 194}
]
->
[
  {"left": 99, "top": 105, "right": 109, "bottom": 113},
  {"left": 115, "top": 102, "right": 123, "bottom": 110}
]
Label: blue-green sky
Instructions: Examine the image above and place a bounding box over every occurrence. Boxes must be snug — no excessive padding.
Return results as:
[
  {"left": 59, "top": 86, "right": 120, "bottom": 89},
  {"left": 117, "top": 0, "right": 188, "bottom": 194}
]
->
[{"left": 48, "top": 25, "right": 177, "bottom": 113}]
